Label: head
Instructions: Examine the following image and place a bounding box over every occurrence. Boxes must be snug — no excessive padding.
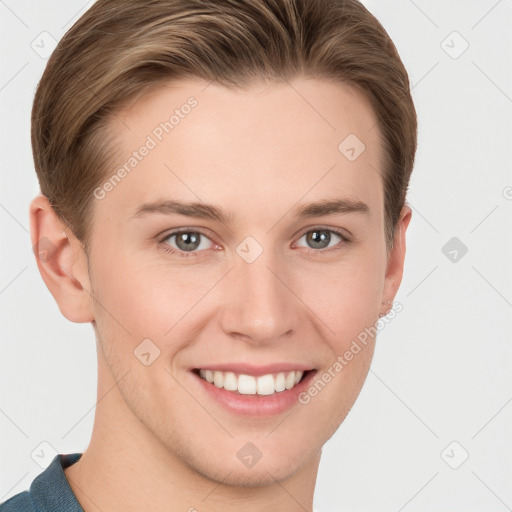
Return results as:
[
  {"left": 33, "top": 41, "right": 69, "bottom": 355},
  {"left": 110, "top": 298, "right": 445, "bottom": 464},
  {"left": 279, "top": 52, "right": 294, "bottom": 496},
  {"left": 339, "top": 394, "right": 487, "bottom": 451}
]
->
[{"left": 30, "top": 0, "right": 416, "bottom": 487}]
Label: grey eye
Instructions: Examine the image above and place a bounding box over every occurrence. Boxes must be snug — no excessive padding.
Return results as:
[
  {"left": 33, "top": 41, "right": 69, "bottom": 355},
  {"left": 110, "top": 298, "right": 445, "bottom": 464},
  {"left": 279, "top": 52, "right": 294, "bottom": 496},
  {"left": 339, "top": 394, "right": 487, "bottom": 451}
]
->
[
  {"left": 296, "top": 230, "right": 343, "bottom": 250},
  {"left": 164, "top": 231, "right": 213, "bottom": 252}
]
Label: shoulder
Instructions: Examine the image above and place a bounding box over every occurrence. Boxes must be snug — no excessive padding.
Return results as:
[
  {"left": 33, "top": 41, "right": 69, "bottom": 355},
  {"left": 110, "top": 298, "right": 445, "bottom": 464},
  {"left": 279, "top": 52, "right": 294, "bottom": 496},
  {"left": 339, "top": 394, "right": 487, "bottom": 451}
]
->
[
  {"left": 0, "top": 491, "right": 36, "bottom": 512},
  {"left": 0, "top": 491, "right": 36, "bottom": 511},
  {"left": 0, "top": 453, "right": 83, "bottom": 512}
]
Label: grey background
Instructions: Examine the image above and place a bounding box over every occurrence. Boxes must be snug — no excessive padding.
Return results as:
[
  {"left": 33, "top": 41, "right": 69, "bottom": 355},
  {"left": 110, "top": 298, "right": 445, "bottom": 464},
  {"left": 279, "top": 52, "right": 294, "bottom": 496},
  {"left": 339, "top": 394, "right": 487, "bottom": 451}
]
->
[{"left": 1, "top": 1, "right": 511, "bottom": 510}]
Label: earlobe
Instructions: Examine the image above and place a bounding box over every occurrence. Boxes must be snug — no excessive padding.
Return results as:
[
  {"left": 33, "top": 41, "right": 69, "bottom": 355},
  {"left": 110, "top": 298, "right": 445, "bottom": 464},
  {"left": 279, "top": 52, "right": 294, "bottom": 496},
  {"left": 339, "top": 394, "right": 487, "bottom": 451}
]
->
[
  {"left": 29, "top": 194, "right": 94, "bottom": 323},
  {"left": 381, "top": 204, "right": 413, "bottom": 312}
]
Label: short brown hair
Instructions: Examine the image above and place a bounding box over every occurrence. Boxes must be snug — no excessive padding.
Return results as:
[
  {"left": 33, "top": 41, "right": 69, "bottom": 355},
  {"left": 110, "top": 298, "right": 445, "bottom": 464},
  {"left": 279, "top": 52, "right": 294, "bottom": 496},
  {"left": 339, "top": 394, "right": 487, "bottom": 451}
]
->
[{"left": 31, "top": 0, "right": 417, "bottom": 254}]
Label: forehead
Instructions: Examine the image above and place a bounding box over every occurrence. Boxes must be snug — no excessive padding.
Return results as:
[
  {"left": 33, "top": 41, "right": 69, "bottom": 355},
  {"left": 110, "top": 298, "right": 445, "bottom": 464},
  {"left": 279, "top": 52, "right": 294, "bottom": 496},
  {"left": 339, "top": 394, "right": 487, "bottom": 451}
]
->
[{"left": 99, "top": 77, "right": 384, "bottom": 224}]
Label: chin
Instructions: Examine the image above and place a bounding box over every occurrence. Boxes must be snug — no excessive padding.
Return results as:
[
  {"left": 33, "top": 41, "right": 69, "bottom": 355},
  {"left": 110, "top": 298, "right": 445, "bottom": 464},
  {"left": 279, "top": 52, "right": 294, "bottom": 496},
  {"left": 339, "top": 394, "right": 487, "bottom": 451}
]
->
[
  {"left": 177, "top": 440, "right": 312, "bottom": 488},
  {"left": 202, "top": 459, "right": 304, "bottom": 488}
]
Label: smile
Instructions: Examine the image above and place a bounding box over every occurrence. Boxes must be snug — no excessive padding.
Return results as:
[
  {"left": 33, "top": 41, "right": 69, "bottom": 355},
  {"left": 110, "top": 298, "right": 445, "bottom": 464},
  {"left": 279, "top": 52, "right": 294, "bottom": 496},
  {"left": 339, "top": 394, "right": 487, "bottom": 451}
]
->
[
  {"left": 195, "top": 369, "right": 308, "bottom": 395},
  {"left": 190, "top": 363, "right": 317, "bottom": 417}
]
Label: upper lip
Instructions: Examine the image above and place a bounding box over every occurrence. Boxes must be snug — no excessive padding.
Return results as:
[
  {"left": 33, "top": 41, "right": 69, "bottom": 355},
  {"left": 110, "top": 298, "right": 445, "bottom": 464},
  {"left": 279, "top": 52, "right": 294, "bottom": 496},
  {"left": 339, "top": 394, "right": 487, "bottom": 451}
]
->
[{"left": 192, "top": 362, "right": 315, "bottom": 377}]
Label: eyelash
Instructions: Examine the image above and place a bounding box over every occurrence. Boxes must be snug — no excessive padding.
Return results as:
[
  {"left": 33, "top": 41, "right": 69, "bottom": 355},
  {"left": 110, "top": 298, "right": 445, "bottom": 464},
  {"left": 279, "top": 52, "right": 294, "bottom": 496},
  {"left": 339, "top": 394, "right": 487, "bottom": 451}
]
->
[{"left": 158, "top": 227, "right": 351, "bottom": 258}]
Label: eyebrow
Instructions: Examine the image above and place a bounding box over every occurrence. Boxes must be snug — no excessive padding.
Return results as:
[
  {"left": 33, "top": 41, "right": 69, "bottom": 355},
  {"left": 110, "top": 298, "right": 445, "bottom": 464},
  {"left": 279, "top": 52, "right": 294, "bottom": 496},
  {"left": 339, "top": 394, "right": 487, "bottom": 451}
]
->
[{"left": 130, "top": 197, "right": 371, "bottom": 223}]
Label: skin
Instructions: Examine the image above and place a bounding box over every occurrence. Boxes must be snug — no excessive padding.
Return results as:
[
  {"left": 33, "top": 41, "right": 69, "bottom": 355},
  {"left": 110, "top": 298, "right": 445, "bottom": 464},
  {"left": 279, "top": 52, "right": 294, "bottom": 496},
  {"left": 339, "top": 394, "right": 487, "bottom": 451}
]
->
[{"left": 30, "top": 77, "right": 411, "bottom": 512}]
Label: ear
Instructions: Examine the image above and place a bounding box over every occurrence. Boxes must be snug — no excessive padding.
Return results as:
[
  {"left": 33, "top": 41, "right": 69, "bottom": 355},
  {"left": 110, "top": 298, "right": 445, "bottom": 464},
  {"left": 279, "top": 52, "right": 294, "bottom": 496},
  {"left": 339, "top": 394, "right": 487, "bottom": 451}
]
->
[
  {"left": 29, "top": 194, "right": 94, "bottom": 323},
  {"left": 380, "top": 204, "right": 412, "bottom": 315}
]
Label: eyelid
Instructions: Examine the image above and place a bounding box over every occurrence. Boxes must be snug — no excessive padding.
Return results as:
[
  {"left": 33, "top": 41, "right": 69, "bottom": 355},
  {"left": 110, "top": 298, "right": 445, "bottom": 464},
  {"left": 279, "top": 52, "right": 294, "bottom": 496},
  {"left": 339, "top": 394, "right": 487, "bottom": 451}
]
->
[
  {"left": 293, "top": 224, "right": 351, "bottom": 242},
  {"left": 158, "top": 226, "right": 216, "bottom": 243}
]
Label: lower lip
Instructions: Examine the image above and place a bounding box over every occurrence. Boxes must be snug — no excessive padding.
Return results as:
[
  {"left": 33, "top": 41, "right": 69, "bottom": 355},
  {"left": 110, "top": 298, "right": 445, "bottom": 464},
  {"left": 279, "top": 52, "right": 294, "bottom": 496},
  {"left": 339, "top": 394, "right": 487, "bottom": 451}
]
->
[{"left": 191, "top": 370, "right": 317, "bottom": 417}]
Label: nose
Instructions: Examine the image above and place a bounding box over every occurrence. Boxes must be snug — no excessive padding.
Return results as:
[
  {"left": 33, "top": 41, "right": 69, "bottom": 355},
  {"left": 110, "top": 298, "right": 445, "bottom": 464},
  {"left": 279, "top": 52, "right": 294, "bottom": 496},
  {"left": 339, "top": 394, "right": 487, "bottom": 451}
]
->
[{"left": 218, "top": 247, "right": 299, "bottom": 345}]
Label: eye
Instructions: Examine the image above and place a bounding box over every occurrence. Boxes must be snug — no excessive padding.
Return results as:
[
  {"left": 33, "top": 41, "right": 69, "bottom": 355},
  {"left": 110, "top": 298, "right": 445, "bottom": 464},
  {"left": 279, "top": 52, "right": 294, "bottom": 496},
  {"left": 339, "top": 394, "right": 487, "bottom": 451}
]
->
[
  {"left": 294, "top": 228, "right": 349, "bottom": 252},
  {"left": 160, "top": 229, "right": 216, "bottom": 256},
  {"left": 158, "top": 226, "right": 350, "bottom": 258}
]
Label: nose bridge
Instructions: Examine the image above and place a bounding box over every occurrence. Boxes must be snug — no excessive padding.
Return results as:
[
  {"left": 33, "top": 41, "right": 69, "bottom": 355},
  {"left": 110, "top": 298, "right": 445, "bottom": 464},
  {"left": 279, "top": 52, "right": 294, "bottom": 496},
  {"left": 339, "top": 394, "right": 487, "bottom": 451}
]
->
[{"left": 219, "top": 240, "right": 296, "bottom": 342}]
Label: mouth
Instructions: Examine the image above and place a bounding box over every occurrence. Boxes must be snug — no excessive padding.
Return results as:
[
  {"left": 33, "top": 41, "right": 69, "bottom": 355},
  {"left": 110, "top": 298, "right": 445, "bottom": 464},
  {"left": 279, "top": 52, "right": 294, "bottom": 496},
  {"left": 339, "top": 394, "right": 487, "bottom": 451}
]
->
[
  {"left": 192, "top": 368, "right": 312, "bottom": 396},
  {"left": 189, "top": 362, "right": 318, "bottom": 417}
]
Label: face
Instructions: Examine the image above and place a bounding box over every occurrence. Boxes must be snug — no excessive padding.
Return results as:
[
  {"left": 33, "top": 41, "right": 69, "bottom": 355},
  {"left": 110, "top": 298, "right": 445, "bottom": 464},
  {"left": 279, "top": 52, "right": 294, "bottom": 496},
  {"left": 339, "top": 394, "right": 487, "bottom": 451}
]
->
[{"left": 80, "top": 77, "right": 405, "bottom": 486}]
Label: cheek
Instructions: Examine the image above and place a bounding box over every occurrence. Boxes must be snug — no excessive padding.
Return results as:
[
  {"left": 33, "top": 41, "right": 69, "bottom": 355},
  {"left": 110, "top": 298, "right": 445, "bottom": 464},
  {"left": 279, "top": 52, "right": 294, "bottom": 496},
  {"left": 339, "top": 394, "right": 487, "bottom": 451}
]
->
[
  {"left": 90, "top": 247, "right": 215, "bottom": 339},
  {"left": 293, "top": 253, "right": 384, "bottom": 344}
]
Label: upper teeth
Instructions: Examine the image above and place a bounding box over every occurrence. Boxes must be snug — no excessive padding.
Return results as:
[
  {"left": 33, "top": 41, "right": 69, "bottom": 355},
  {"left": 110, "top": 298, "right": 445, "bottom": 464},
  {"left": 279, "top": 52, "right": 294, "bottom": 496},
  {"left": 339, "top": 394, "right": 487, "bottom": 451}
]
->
[{"left": 198, "top": 369, "right": 304, "bottom": 395}]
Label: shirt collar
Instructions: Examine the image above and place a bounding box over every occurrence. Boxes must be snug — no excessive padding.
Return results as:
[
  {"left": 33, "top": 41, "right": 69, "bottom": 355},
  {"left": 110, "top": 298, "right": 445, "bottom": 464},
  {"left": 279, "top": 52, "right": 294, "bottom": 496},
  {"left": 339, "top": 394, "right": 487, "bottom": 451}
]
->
[{"left": 30, "top": 453, "right": 84, "bottom": 511}]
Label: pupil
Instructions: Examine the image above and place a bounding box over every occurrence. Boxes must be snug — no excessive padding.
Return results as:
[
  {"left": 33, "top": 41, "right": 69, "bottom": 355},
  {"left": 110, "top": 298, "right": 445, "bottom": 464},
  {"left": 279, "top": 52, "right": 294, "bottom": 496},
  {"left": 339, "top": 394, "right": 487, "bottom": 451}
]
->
[
  {"left": 176, "top": 232, "right": 200, "bottom": 251},
  {"left": 307, "top": 230, "right": 330, "bottom": 249}
]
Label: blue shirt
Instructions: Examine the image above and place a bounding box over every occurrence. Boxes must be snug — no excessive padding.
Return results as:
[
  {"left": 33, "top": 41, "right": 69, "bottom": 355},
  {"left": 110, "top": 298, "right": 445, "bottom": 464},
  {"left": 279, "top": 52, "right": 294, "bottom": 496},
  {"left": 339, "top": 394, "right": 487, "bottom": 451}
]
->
[{"left": 0, "top": 453, "right": 84, "bottom": 511}]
